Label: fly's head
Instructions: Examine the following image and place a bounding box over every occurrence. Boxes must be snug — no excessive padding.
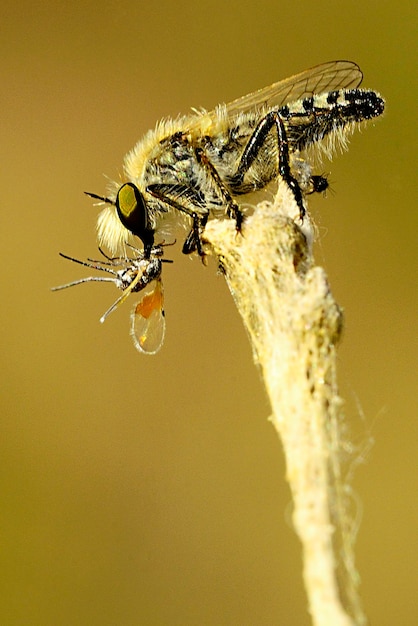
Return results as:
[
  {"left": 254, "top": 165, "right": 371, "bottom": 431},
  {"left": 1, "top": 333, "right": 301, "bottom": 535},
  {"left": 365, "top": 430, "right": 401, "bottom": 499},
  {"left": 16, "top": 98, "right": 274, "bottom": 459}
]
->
[{"left": 87, "top": 182, "right": 155, "bottom": 257}]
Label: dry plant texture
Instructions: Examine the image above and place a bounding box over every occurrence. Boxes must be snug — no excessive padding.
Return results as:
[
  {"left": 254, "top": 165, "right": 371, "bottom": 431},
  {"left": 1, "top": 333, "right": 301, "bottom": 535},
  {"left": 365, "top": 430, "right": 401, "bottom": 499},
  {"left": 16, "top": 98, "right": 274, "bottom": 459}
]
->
[{"left": 204, "top": 181, "right": 367, "bottom": 626}]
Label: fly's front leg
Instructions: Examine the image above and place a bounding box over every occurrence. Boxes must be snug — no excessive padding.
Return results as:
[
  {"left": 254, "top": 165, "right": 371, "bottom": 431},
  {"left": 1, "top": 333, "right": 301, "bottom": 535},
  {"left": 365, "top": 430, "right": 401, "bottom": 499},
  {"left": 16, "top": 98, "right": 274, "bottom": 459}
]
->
[
  {"left": 146, "top": 184, "right": 208, "bottom": 260},
  {"left": 194, "top": 147, "right": 245, "bottom": 233},
  {"left": 234, "top": 111, "right": 305, "bottom": 220},
  {"left": 182, "top": 212, "right": 209, "bottom": 258}
]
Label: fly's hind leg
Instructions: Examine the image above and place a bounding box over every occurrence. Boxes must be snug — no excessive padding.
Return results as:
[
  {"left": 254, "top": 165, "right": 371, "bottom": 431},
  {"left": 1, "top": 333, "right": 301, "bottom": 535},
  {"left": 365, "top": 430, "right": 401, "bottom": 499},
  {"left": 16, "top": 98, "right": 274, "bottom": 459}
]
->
[{"left": 232, "top": 110, "right": 306, "bottom": 220}]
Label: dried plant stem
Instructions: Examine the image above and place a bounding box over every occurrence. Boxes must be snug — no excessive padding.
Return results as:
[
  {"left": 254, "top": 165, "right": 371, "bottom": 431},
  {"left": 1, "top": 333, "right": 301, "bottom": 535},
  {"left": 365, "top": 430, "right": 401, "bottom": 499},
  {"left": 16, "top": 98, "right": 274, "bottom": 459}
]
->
[{"left": 204, "top": 182, "right": 367, "bottom": 626}]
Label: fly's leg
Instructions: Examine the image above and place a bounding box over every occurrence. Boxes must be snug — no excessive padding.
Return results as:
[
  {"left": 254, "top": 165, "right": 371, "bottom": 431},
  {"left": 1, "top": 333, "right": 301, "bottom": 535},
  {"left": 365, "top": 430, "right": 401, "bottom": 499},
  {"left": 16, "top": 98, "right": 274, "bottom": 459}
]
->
[
  {"left": 146, "top": 184, "right": 208, "bottom": 259},
  {"left": 194, "top": 147, "right": 245, "bottom": 233},
  {"left": 182, "top": 213, "right": 209, "bottom": 257},
  {"left": 233, "top": 111, "right": 305, "bottom": 220}
]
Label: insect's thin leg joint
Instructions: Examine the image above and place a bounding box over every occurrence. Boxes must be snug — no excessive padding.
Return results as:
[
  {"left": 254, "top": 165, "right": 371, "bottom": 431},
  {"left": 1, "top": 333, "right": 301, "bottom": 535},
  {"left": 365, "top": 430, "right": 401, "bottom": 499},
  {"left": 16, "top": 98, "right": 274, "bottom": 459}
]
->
[{"left": 182, "top": 213, "right": 208, "bottom": 262}]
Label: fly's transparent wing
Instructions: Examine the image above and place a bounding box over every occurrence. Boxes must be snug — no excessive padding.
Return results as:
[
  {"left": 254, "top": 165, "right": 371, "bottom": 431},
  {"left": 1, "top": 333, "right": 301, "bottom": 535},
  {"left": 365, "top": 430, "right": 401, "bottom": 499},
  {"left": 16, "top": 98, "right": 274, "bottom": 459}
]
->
[
  {"left": 130, "top": 279, "right": 165, "bottom": 354},
  {"left": 218, "top": 60, "right": 363, "bottom": 118}
]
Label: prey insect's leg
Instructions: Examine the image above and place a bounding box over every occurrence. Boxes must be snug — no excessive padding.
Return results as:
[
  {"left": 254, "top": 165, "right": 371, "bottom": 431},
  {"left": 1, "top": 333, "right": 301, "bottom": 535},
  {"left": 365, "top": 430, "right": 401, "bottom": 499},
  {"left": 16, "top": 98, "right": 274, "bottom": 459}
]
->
[
  {"left": 194, "top": 147, "right": 245, "bottom": 233},
  {"left": 233, "top": 111, "right": 305, "bottom": 220},
  {"left": 146, "top": 184, "right": 208, "bottom": 259}
]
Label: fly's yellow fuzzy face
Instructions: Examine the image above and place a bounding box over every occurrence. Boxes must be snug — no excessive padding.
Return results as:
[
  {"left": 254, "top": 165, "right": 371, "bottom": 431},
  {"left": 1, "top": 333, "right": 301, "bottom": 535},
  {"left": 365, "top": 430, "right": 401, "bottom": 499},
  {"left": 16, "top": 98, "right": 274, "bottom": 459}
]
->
[{"left": 97, "top": 202, "right": 133, "bottom": 254}]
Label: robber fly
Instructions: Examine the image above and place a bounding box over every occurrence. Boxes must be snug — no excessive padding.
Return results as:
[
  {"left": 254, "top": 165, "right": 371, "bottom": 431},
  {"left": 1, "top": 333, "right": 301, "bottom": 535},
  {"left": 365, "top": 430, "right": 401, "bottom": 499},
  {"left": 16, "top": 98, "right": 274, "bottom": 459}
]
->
[
  {"left": 87, "top": 60, "right": 384, "bottom": 259},
  {"left": 52, "top": 245, "right": 171, "bottom": 354}
]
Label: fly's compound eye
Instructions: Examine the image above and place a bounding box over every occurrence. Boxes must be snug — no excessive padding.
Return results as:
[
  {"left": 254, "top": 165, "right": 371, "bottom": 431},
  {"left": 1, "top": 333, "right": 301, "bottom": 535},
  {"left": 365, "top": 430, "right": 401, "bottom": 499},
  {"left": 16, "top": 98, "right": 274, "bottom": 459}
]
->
[{"left": 116, "top": 183, "right": 154, "bottom": 256}]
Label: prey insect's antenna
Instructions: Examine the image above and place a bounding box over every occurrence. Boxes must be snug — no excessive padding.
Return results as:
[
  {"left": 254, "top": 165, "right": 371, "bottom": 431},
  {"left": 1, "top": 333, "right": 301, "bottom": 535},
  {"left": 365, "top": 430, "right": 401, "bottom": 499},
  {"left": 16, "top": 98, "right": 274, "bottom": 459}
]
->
[{"left": 51, "top": 253, "right": 122, "bottom": 290}]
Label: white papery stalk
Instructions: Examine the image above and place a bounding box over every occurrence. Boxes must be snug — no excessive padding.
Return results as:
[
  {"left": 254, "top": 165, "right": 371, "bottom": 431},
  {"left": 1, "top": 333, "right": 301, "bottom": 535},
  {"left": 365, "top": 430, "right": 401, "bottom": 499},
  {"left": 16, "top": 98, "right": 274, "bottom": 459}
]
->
[{"left": 204, "top": 181, "right": 367, "bottom": 626}]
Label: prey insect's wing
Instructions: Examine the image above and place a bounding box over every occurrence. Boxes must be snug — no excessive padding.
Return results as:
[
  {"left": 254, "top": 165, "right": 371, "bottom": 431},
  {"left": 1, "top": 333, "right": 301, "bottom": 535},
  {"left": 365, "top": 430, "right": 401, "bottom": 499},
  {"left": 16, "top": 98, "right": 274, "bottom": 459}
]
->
[
  {"left": 216, "top": 60, "right": 363, "bottom": 118},
  {"left": 130, "top": 278, "right": 165, "bottom": 354}
]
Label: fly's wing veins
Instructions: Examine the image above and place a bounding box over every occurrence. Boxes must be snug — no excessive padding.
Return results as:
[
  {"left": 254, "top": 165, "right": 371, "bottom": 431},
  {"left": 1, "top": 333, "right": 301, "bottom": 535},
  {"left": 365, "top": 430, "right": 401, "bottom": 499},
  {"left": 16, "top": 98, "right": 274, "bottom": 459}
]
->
[{"left": 216, "top": 60, "right": 363, "bottom": 118}]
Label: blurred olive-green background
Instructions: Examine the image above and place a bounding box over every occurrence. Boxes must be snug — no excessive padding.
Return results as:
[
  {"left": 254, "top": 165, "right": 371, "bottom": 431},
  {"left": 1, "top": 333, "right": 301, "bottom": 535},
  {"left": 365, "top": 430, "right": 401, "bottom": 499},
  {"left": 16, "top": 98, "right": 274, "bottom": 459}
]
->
[{"left": 2, "top": 1, "right": 416, "bottom": 624}]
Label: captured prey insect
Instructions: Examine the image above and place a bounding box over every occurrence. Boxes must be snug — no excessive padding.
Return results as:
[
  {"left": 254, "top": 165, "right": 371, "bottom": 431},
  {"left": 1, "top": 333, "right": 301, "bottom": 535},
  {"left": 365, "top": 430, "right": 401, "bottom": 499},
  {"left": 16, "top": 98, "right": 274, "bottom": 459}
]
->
[
  {"left": 89, "top": 60, "right": 385, "bottom": 259},
  {"left": 52, "top": 245, "right": 172, "bottom": 354}
]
